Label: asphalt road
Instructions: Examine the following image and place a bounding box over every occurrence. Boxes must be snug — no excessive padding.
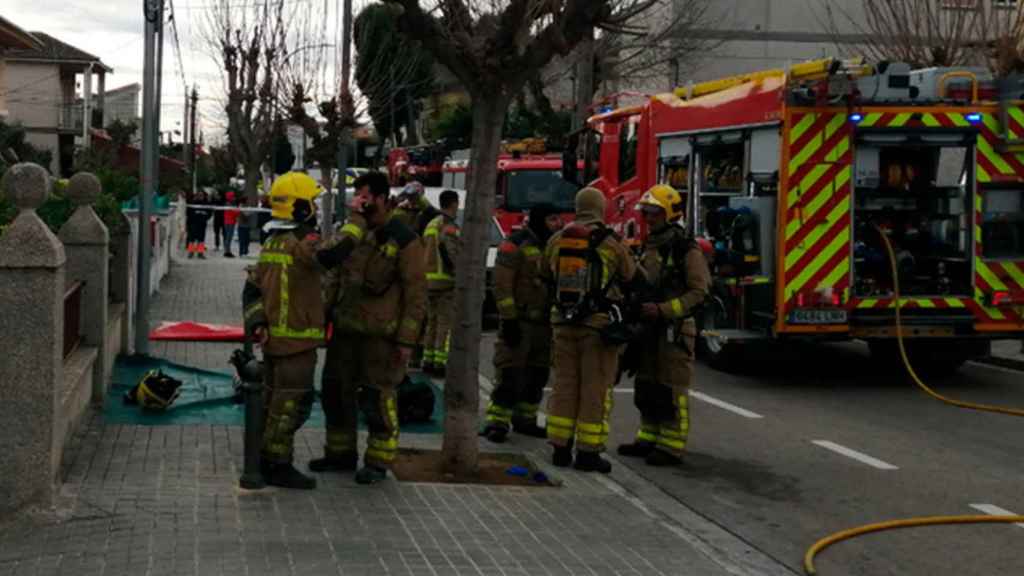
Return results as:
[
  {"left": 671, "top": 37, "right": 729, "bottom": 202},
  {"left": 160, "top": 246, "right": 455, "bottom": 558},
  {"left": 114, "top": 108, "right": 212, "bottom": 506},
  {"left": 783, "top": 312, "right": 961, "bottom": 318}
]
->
[{"left": 477, "top": 333, "right": 1024, "bottom": 576}]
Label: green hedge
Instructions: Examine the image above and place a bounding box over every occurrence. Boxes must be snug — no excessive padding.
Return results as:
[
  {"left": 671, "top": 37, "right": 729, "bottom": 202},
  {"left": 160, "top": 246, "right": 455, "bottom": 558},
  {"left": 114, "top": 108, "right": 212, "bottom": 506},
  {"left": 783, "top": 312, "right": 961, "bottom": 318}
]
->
[{"left": 0, "top": 168, "right": 135, "bottom": 235}]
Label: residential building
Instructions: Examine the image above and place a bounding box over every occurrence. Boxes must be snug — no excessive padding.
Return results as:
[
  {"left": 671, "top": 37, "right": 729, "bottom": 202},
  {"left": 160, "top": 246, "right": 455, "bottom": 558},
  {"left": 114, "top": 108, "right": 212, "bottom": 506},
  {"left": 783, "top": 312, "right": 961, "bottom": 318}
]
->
[
  {"left": 102, "top": 82, "right": 141, "bottom": 127},
  {"left": 4, "top": 31, "right": 111, "bottom": 176},
  {"left": 679, "top": 0, "right": 869, "bottom": 83},
  {"left": 0, "top": 16, "right": 41, "bottom": 119}
]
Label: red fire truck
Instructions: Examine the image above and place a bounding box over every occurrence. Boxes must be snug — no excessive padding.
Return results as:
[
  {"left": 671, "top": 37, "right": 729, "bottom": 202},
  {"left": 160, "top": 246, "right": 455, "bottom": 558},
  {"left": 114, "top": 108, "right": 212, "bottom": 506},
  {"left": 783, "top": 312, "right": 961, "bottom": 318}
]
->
[
  {"left": 577, "top": 58, "right": 1024, "bottom": 373},
  {"left": 442, "top": 152, "right": 579, "bottom": 237},
  {"left": 387, "top": 143, "right": 447, "bottom": 186}
]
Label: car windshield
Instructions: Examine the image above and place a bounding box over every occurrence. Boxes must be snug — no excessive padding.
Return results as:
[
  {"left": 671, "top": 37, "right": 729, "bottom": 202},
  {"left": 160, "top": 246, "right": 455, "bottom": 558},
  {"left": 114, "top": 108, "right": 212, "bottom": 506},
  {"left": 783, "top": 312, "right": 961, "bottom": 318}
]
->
[
  {"left": 505, "top": 170, "right": 578, "bottom": 212},
  {"left": 456, "top": 209, "right": 506, "bottom": 245}
]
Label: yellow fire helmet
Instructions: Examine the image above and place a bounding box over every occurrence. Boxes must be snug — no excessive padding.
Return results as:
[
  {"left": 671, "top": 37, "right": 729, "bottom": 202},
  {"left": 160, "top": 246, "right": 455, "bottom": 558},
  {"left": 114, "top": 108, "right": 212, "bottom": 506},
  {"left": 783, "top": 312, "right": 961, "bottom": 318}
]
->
[
  {"left": 270, "top": 172, "right": 322, "bottom": 221},
  {"left": 636, "top": 184, "right": 684, "bottom": 222}
]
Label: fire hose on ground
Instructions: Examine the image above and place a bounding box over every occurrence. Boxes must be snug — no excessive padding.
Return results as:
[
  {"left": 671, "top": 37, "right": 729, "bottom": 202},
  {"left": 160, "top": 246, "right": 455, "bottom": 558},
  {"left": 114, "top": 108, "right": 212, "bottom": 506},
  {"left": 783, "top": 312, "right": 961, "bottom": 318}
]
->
[{"left": 803, "top": 226, "right": 1024, "bottom": 575}]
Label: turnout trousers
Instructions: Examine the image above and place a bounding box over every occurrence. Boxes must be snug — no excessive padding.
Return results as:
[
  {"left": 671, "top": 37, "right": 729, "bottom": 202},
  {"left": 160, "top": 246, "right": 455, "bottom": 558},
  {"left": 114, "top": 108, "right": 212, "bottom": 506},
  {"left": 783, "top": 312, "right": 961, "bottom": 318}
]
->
[
  {"left": 485, "top": 322, "right": 552, "bottom": 432},
  {"left": 632, "top": 318, "right": 696, "bottom": 458},
  {"left": 424, "top": 290, "right": 454, "bottom": 368},
  {"left": 261, "top": 349, "right": 318, "bottom": 465},
  {"left": 321, "top": 333, "right": 405, "bottom": 469},
  {"left": 546, "top": 325, "right": 619, "bottom": 453}
]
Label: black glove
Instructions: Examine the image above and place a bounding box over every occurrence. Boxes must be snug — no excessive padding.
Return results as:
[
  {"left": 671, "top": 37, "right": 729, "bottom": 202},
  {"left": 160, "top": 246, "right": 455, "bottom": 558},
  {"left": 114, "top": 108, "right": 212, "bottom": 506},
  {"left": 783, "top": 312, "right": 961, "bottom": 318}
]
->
[{"left": 501, "top": 319, "right": 522, "bottom": 347}]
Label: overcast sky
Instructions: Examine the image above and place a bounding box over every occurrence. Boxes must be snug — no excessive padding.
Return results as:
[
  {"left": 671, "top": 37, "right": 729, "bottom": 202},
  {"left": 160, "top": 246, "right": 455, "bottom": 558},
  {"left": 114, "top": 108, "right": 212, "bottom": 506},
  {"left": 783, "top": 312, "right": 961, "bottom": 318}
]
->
[{"left": 2, "top": 0, "right": 356, "bottom": 145}]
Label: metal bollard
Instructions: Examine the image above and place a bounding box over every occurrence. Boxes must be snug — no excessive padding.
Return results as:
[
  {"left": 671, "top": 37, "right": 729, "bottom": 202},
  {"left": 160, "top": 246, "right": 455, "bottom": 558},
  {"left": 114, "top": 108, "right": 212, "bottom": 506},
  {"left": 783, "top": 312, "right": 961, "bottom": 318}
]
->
[{"left": 232, "top": 341, "right": 265, "bottom": 490}]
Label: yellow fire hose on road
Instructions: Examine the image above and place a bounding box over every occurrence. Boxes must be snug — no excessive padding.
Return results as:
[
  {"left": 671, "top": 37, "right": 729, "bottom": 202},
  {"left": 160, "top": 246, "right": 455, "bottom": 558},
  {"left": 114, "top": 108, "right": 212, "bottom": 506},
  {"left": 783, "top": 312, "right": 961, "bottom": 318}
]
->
[{"left": 803, "top": 226, "right": 1024, "bottom": 575}]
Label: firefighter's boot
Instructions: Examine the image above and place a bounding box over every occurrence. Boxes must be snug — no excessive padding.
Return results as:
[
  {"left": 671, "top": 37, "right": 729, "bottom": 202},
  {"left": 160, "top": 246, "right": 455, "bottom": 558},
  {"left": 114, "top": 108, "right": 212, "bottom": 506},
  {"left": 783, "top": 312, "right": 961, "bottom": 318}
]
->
[
  {"left": 264, "top": 463, "right": 317, "bottom": 490},
  {"left": 617, "top": 442, "right": 655, "bottom": 458},
  {"left": 552, "top": 446, "right": 573, "bottom": 468},
  {"left": 308, "top": 452, "right": 358, "bottom": 473},
  {"left": 574, "top": 451, "right": 612, "bottom": 474},
  {"left": 512, "top": 419, "right": 547, "bottom": 439},
  {"left": 355, "top": 464, "right": 388, "bottom": 485},
  {"left": 481, "top": 423, "right": 508, "bottom": 444},
  {"left": 645, "top": 449, "right": 682, "bottom": 467}
]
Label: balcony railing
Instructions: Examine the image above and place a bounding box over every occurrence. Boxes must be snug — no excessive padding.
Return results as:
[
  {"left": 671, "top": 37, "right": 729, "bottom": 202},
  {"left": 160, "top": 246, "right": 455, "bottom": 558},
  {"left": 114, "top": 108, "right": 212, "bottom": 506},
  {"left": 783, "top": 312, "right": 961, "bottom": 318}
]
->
[{"left": 59, "top": 103, "right": 83, "bottom": 131}]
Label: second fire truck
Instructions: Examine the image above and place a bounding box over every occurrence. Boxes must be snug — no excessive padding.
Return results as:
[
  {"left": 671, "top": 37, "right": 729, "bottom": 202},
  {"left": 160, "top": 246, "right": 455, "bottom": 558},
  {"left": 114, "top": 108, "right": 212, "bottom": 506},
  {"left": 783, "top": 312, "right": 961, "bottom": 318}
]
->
[{"left": 576, "top": 58, "right": 1024, "bottom": 374}]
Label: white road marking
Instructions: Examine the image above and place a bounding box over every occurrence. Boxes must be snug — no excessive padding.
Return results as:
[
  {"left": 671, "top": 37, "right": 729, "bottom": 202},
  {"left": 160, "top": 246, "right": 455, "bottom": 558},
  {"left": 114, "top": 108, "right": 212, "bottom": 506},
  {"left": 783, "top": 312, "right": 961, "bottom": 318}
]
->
[
  {"left": 545, "top": 386, "right": 636, "bottom": 393},
  {"left": 690, "top": 391, "right": 765, "bottom": 419},
  {"left": 967, "top": 361, "right": 1024, "bottom": 377},
  {"left": 969, "top": 504, "right": 1024, "bottom": 528},
  {"left": 811, "top": 440, "right": 899, "bottom": 470}
]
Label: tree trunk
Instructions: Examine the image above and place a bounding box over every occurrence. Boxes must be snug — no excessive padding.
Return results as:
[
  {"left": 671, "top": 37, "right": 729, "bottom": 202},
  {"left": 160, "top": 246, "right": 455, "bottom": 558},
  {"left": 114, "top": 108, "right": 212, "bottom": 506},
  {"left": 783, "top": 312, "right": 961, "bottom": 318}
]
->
[
  {"left": 442, "top": 95, "right": 508, "bottom": 478},
  {"left": 243, "top": 163, "right": 261, "bottom": 205},
  {"left": 404, "top": 92, "right": 420, "bottom": 146},
  {"left": 574, "top": 30, "right": 595, "bottom": 132}
]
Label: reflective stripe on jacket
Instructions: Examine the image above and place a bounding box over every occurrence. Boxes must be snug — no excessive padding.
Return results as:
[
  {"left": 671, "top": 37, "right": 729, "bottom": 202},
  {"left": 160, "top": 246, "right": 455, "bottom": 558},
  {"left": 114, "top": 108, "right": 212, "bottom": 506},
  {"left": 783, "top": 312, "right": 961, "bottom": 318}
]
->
[
  {"left": 245, "top": 225, "right": 325, "bottom": 356},
  {"left": 333, "top": 216, "right": 427, "bottom": 347},
  {"left": 494, "top": 228, "right": 549, "bottom": 322},
  {"left": 423, "top": 213, "right": 460, "bottom": 292}
]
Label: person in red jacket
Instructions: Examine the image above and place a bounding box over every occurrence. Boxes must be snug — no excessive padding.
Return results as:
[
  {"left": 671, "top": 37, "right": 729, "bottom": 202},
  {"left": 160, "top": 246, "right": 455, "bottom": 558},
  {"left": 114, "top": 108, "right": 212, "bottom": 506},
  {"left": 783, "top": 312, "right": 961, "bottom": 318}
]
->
[{"left": 223, "top": 191, "right": 241, "bottom": 258}]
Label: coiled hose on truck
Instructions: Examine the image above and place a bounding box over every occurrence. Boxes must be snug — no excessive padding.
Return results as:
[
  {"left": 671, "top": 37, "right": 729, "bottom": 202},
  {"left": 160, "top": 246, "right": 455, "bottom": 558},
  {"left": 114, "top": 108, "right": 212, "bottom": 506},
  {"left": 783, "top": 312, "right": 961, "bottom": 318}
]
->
[{"left": 803, "top": 226, "right": 1024, "bottom": 575}]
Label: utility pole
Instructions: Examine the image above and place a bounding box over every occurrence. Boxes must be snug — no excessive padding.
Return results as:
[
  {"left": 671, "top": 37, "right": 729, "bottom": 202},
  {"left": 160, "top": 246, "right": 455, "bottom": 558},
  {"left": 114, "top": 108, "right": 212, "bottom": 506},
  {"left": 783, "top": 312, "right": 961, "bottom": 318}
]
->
[
  {"left": 82, "top": 63, "right": 93, "bottom": 149},
  {"left": 189, "top": 86, "right": 198, "bottom": 195},
  {"left": 335, "top": 0, "right": 353, "bottom": 226},
  {"left": 182, "top": 86, "right": 190, "bottom": 170},
  {"left": 136, "top": 0, "right": 162, "bottom": 356},
  {"left": 152, "top": 1, "right": 165, "bottom": 196}
]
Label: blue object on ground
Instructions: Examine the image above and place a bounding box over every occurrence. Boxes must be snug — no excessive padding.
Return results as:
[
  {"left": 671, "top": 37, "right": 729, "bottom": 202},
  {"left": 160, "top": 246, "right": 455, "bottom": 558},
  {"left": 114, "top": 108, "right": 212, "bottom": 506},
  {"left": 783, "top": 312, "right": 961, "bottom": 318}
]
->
[{"left": 506, "top": 466, "right": 530, "bottom": 477}]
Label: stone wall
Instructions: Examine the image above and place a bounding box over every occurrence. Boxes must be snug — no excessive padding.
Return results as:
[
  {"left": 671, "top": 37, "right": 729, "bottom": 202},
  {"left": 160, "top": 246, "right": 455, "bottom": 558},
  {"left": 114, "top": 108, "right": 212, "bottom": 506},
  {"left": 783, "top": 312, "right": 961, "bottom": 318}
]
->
[{"left": 0, "top": 163, "right": 160, "bottom": 516}]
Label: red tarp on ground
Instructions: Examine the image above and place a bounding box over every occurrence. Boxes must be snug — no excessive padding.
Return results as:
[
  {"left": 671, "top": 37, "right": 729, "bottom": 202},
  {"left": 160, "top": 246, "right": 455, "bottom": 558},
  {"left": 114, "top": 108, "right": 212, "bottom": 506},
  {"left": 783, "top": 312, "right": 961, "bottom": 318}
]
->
[{"left": 149, "top": 321, "right": 246, "bottom": 342}]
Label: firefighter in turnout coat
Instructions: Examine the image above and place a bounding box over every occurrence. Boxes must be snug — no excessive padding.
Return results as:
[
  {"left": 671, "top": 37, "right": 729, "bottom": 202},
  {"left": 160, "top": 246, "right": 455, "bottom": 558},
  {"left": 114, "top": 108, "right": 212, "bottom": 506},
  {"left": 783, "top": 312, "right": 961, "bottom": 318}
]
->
[
  {"left": 422, "top": 190, "right": 461, "bottom": 376},
  {"left": 541, "top": 187, "right": 637, "bottom": 473},
  {"left": 617, "top": 185, "right": 710, "bottom": 467},
  {"left": 310, "top": 171, "right": 427, "bottom": 485},
  {"left": 242, "top": 172, "right": 365, "bottom": 490},
  {"left": 482, "top": 204, "right": 562, "bottom": 443}
]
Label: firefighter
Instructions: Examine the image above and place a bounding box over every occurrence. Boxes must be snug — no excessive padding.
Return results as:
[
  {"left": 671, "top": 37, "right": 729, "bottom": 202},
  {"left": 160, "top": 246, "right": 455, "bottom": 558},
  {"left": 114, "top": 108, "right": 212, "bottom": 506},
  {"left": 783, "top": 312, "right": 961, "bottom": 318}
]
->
[
  {"left": 617, "top": 185, "right": 710, "bottom": 467},
  {"left": 391, "top": 180, "right": 437, "bottom": 369},
  {"left": 242, "top": 172, "right": 366, "bottom": 489},
  {"left": 392, "top": 181, "right": 439, "bottom": 236},
  {"left": 310, "top": 171, "right": 427, "bottom": 485},
  {"left": 482, "top": 204, "right": 562, "bottom": 443},
  {"left": 422, "top": 190, "right": 461, "bottom": 376},
  {"left": 542, "top": 188, "right": 637, "bottom": 473}
]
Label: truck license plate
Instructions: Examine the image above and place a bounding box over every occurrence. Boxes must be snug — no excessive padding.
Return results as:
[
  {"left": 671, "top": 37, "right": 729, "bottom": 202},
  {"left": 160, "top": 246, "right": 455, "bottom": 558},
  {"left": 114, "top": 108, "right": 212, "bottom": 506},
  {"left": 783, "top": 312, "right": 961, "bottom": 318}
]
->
[{"left": 789, "top": 309, "right": 848, "bottom": 325}]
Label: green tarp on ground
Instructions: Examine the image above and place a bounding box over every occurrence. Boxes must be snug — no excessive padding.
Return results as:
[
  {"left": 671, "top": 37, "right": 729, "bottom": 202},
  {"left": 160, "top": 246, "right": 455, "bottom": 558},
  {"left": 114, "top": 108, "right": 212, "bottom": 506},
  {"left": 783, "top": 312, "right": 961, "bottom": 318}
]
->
[{"left": 105, "top": 355, "right": 444, "bottom": 433}]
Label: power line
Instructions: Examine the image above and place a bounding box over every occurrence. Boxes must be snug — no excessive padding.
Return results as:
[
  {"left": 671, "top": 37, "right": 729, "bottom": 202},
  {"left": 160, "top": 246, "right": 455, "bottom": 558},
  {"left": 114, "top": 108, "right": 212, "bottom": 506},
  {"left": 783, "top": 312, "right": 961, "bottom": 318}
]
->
[{"left": 167, "top": 0, "right": 191, "bottom": 92}]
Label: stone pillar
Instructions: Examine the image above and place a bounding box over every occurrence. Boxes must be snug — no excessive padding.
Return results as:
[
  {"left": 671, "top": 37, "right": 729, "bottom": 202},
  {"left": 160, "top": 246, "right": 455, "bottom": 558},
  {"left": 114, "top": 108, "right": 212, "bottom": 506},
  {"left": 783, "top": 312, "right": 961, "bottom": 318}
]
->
[
  {"left": 59, "top": 173, "right": 110, "bottom": 399},
  {"left": 0, "top": 163, "right": 65, "bottom": 515}
]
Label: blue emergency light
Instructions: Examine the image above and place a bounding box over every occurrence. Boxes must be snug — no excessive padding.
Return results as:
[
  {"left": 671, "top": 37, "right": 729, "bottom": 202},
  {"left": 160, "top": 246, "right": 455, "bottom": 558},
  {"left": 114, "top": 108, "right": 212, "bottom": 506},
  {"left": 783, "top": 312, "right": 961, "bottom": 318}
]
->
[
  {"left": 966, "top": 113, "right": 983, "bottom": 123},
  {"left": 849, "top": 113, "right": 863, "bottom": 123}
]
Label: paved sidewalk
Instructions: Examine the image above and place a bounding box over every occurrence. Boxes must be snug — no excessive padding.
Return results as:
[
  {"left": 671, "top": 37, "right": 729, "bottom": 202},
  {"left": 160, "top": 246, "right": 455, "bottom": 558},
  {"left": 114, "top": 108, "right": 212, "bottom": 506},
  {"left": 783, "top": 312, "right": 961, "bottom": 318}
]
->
[
  {"left": 982, "top": 339, "right": 1024, "bottom": 371},
  {"left": 0, "top": 252, "right": 793, "bottom": 576}
]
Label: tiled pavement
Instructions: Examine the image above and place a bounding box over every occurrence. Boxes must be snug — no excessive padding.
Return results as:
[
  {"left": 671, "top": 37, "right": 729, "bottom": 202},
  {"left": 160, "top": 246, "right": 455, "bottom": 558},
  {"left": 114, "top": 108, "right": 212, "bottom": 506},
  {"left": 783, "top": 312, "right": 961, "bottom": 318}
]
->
[
  {"left": 986, "top": 339, "right": 1024, "bottom": 370},
  {"left": 0, "top": 244, "right": 792, "bottom": 576}
]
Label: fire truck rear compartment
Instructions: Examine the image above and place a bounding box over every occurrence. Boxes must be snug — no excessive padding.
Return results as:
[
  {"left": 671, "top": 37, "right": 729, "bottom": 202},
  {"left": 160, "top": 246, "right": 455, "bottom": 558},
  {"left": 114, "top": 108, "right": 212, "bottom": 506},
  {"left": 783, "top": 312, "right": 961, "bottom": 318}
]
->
[{"left": 851, "top": 132, "right": 974, "bottom": 302}]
